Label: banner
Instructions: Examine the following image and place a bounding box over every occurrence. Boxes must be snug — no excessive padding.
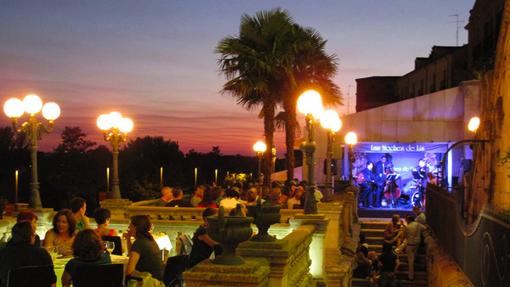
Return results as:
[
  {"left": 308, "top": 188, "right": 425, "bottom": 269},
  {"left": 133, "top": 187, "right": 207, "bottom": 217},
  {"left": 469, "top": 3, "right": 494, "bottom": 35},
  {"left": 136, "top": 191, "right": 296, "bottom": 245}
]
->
[{"left": 353, "top": 142, "right": 448, "bottom": 153}]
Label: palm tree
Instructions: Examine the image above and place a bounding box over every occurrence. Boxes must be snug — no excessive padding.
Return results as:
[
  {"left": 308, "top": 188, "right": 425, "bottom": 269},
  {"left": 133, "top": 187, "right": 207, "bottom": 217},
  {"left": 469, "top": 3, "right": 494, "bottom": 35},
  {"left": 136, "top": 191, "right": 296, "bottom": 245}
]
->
[
  {"left": 216, "top": 9, "right": 296, "bottom": 186},
  {"left": 280, "top": 25, "right": 341, "bottom": 180}
]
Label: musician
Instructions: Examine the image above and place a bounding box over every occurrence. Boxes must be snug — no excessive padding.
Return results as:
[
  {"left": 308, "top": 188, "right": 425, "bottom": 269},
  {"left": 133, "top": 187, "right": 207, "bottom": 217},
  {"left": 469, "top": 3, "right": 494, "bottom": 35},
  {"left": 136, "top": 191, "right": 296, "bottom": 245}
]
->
[
  {"left": 412, "top": 159, "right": 428, "bottom": 206},
  {"left": 358, "top": 162, "right": 376, "bottom": 208},
  {"left": 374, "top": 155, "right": 388, "bottom": 208}
]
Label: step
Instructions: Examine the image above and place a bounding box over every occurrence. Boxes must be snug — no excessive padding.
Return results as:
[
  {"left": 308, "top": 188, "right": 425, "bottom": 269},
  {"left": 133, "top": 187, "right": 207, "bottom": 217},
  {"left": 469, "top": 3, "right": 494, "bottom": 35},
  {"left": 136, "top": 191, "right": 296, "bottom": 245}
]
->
[
  {"left": 352, "top": 277, "right": 427, "bottom": 287},
  {"left": 396, "top": 270, "right": 428, "bottom": 281},
  {"left": 360, "top": 228, "right": 385, "bottom": 237},
  {"left": 360, "top": 221, "right": 389, "bottom": 229},
  {"left": 365, "top": 236, "right": 384, "bottom": 244}
]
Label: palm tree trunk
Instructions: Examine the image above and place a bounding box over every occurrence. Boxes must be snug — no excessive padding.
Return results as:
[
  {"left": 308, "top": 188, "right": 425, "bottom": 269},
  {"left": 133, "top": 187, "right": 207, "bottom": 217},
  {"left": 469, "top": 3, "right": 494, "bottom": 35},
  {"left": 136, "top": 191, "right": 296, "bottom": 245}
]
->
[
  {"left": 283, "top": 97, "right": 297, "bottom": 181},
  {"left": 263, "top": 98, "right": 275, "bottom": 188}
]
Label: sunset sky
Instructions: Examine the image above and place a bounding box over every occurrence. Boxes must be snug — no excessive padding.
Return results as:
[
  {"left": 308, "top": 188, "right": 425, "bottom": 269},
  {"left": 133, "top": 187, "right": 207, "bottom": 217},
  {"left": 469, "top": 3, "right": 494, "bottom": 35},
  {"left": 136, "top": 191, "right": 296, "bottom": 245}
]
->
[{"left": 0, "top": 0, "right": 473, "bottom": 155}]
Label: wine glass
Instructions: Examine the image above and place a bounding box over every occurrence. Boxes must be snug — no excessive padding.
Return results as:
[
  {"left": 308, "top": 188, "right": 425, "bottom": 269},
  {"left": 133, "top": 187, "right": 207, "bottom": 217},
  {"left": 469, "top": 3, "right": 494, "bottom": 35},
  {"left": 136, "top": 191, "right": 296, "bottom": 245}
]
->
[{"left": 104, "top": 241, "right": 115, "bottom": 254}]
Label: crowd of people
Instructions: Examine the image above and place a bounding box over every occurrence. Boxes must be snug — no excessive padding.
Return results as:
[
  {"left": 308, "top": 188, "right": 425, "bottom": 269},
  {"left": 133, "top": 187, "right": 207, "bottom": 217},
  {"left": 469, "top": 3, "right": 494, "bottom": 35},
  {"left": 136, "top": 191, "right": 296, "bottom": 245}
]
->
[
  {"left": 353, "top": 206, "right": 428, "bottom": 287},
  {"left": 0, "top": 179, "right": 322, "bottom": 286}
]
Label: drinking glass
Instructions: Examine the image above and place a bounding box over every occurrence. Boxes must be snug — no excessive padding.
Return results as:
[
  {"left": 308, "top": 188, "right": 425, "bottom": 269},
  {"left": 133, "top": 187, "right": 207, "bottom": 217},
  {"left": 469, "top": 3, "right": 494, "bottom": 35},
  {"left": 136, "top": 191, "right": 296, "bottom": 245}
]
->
[{"left": 105, "top": 241, "right": 115, "bottom": 254}]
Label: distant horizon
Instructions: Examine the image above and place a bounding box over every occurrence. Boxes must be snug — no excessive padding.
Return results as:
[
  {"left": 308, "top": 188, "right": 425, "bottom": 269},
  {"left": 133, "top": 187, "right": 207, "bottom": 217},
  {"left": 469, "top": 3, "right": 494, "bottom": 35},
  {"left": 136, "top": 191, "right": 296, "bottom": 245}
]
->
[{"left": 0, "top": 1, "right": 473, "bottom": 155}]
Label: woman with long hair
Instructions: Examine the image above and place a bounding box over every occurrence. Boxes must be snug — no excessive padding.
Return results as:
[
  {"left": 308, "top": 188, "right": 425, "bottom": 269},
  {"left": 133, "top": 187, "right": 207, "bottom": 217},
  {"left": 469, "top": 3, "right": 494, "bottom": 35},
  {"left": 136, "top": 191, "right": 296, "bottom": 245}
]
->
[
  {"left": 124, "top": 215, "right": 164, "bottom": 281},
  {"left": 43, "top": 209, "right": 76, "bottom": 256}
]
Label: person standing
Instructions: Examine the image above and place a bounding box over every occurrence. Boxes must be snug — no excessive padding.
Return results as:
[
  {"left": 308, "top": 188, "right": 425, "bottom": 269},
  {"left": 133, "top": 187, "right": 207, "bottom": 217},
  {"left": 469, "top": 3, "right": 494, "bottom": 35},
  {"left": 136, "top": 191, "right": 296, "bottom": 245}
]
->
[
  {"left": 374, "top": 155, "right": 388, "bottom": 208},
  {"left": 71, "top": 197, "right": 90, "bottom": 231},
  {"left": 396, "top": 215, "right": 425, "bottom": 281},
  {"left": 358, "top": 162, "right": 376, "bottom": 208}
]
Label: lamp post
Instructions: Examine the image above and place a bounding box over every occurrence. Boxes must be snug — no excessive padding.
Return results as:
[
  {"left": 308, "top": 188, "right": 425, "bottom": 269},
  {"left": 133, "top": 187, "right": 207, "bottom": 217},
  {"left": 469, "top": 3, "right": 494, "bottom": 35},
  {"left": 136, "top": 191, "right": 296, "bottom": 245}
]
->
[
  {"left": 320, "top": 109, "right": 342, "bottom": 202},
  {"left": 253, "top": 140, "right": 267, "bottom": 185},
  {"left": 3, "top": 94, "right": 61, "bottom": 209},
  {"left": 97, "top": 111, "right": 133, "bottom": 199},
  {"left": 439, "top": 116, "right": 489, "bottom": 187},
  {"left": 344, "top": 131, "right": 358, "bottom": 184},
  {"left": 297, "top": 90, "right": 323, "bottom": 214}
]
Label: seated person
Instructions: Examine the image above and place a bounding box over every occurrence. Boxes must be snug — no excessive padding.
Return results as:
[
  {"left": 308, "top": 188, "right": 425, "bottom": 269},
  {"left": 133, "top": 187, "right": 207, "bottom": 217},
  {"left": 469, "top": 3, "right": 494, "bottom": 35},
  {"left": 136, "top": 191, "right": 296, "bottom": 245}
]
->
[
  {"left": 166, "top": 187, "right": 191, "bottom": 207},
  {"left": 93, "top": 208, "right": 118, "bottom": 237},
  {"left": 353, "top": 234, "right": 371, "bottom": 278},
  {"left": 71, "top": 197, "right": 90, "bottom": 231},
  {"left": 219, "top": 188, "right": 242, "bottom": 210},
  {"left": 198, "top": 186, "right": 220, "bottom": 208},
  {"left": 124, "top": 215, "right": 164, "bottom": 281},
  {"left": 190, "top": 185, "right": 205, "bottom": 207},
  {"left": 43, "top": 209, "right": 76, "bottom": 256},
  {"left": 61, "top": 229, "right": 111, "bottom": 287},
  {"left": 287, "top": 187, "right": 304, "bottom": 209},
  {"left": 155, "top": 186, "right": 173, "bottom": 206},
  {"left": 16, "top": 210, "right": 41, "bottom": 247},
  {"left": 188, "top": 208, "right": 221, "bottom": 267},
  {"left": 383, "top": 215, "right": 404, "bottom": 247},
  {"left": 0, "top": 222, "right": 57, "bottom": 287}
]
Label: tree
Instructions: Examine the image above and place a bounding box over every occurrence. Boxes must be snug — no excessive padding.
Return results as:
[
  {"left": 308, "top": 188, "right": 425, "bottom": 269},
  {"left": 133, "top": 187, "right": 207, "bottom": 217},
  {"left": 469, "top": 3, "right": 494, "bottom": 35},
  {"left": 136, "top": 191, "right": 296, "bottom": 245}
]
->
[
  {"left": 54, "top": 126, "right": 96, "bottom": 154},
  {"left": 280, "top": 25, "right": 341, "bottom": 180},
  {"left": 216, "top": 9, "right": 296, "bottom": 186}
]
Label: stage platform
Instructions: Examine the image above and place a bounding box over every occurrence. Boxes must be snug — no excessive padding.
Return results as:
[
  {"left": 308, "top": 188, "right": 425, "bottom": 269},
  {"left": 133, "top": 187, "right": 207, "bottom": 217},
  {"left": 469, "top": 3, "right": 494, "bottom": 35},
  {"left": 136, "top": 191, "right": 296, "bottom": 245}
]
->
[{"left": 358, "top": 207, "right": 413, "bottom": 219}]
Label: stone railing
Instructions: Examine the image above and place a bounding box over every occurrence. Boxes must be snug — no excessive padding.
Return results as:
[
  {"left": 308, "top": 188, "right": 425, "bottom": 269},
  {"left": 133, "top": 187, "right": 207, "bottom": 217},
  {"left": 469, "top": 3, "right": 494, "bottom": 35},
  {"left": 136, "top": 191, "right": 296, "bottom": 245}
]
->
[{"left": 238, "top": 225, "right": 316, "bottom": 287}]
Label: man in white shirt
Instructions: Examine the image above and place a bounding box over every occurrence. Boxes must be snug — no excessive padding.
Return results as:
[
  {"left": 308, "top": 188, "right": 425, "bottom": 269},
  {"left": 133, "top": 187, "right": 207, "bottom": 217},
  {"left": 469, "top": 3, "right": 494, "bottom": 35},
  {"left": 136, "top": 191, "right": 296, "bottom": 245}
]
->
[
  {"left": 413, "top": 206, "right": 427, "bottom": 226},
  {"left": 396, "top": 215, "right": 425, "bottom": 281}
]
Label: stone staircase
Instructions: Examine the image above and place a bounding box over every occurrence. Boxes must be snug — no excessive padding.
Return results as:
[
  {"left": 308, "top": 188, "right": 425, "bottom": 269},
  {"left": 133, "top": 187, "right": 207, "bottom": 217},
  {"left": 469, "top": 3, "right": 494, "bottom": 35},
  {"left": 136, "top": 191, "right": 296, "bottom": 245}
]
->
[{"left": 352, "top": 220, "right": 428, "bottom": 287}]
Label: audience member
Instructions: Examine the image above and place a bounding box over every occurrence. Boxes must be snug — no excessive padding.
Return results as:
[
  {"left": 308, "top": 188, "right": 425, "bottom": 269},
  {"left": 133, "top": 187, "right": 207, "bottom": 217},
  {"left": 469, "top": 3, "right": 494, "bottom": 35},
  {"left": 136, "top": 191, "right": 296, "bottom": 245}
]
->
[
  {"left": 61, "top": 229, "right": 111, "bottom": 287},
  {"left": 190, "top": 185, "right": 205, "bottom": 207},
  {"left": 396, "top": 215, "right": 425, "bottom": 281},
  {"left": 16, "top": 210, "right": 41, "bottom": 246},
  {"left": 198, "top": 186, "right": 220, "bottom": 208},
  {"left": 0, "top": 222, "right": 57, "bottom": 287},
  {"left": 353, "top": 234, "right": 372, "bottom": 279},
  {"left": 383, "top": 215, "right": 403, "bottom": 247},
  {"left": 219, "top": 188, "right": 241, "bottom": 210},
  {"left": 412, "top": 206, "right": 427, "bottom": 226},
  {"left": 70, "top": 197, "right": 90, "bottom": 231},
  {"left": 166, "top": 187, "right": 191, "bottom": 207},
  {"left": 378, "top": 243, "right": 400, "bottom": 287},
  {"left": 124, "top": 215, "right": 164, "bottom": 281},
  {"left": 43, "top": 209, "right": 76, "bottom": 256},
  {"left": 155, "top": 186, "right": 173, "bottom": 206},
  {"left": 189, "top": 208, "right": 221, "bottom": 267},
  {"left": 244, "top": 187, "right": 259, "bottom": 206},
  {"left": 287, "top": 187, "right": 304, "bottom": 209},
  {"left": 93, "top": 208, "right": 118, "bottom": 237}
]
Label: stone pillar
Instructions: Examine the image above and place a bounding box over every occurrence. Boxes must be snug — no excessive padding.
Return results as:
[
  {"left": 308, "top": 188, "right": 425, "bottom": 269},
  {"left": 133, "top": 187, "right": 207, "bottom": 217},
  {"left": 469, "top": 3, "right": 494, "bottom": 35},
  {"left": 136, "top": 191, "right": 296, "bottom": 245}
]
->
[
  {"left": 183, "top": 258, "right": 270, "bottom": 287},
  {"left": 238, "top": 225, "right": 316, "bottom": 287},
  {"left": 290, "top": 214, "right": 329, "bottom": 285}
]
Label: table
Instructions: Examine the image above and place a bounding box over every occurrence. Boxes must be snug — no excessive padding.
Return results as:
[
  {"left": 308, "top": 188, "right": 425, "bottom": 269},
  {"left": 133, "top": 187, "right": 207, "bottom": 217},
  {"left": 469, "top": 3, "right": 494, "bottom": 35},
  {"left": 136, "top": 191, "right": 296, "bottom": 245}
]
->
[{"left": 54, "top": 254, "right": 129, "bottom": 287}]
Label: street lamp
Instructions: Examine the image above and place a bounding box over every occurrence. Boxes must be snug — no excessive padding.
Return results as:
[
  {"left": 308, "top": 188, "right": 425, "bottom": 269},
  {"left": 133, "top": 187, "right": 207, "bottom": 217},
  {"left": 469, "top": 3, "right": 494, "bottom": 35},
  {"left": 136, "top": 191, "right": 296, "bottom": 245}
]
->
[
  {"left": 344, "top": 131, "right": 358, "bottom": 184},
  {"left": 3, "top": 94, "right": 61, "bottom": 209},
  {"left": 97, "top": 111, "right": 133, "bottom": 199},
  {"left": 297, "top": 89, "right": 323, "bottom": 214},
  {"left": 253, "top": 140, "right": 267, "bottom": 185},
  {"left": 320, "top": 109, "right": 342, "bottom": 201},
  {"left": 440, "top": 116, "right": 488, "bottom": 187}
]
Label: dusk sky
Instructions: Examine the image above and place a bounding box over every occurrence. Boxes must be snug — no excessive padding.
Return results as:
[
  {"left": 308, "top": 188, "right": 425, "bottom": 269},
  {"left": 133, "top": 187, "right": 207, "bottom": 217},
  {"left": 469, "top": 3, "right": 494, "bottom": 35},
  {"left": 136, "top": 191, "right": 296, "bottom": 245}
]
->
[{"left": 0, "top": 0, "right": 473, "bottom": 155}]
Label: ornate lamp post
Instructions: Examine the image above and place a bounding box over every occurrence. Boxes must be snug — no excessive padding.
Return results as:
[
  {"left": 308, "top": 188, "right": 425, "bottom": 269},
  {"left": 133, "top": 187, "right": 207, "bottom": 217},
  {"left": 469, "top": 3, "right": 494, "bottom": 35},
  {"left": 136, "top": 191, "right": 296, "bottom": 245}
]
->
[
  {"left": 320, "top": 109, "right": 342, "bottom": 202},
  {"left": 344, "top": 131, "right": 358, "bottom": 184},
  {"left": 97, "top": 111, "right": 133, "bottom": 199},
  {"left": 253, "top": 140, "right": 267, "bottom": 185},
  {"left": 3, "top": 94, "right": 61, "bottom": 209},
  {"left": 297, "top": 90, "right": 323, "bottom": 214}
]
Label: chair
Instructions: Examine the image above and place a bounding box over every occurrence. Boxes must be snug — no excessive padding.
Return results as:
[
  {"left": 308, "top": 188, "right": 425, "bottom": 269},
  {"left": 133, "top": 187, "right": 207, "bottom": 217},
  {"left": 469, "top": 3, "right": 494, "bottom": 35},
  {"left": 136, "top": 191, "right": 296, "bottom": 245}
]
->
[
  {"left": 72, "top": 263, "right": 124, "bottom": 287},
  {"left": 102, "top": 235, "right": 123, "bottom": 255},
  {"left": 163, "top": 255, "right": 189, "bottom": 287},
  {"left": 7, "top": 265, "right": 55, "bottom": 287}
]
